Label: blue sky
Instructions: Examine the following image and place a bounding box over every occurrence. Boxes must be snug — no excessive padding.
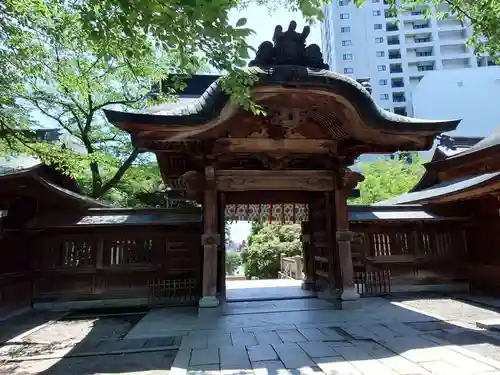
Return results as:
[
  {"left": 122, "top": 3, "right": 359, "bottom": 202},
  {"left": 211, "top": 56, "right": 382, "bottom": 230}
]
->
[{"left": 229, "top": 3, "right": 321, "bottom": 51}]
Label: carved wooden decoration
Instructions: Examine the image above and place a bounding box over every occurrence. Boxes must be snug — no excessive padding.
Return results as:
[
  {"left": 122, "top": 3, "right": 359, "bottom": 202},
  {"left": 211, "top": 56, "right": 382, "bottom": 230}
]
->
[
  {"left": 215, "top": 138, "right": 337, "bottom": 154},
  {"left": 215, "top": 170, "right": 334, "bottom": 191}
]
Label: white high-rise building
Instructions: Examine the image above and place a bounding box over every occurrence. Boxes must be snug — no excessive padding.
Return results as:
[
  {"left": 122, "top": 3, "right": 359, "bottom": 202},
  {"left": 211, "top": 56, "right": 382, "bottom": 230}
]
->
[{"left": 321, "top": 1, "right": 496, "bottom": 117}]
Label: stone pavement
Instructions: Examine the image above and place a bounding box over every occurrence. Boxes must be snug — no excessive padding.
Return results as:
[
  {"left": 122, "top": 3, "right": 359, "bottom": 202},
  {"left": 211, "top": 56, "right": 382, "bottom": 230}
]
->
[
  {"left": 226, "top": 279, "right": 313, "bottom": 302},
  {"left": 2, "top": 296, "right": 500, "bottom": 374},
  {"left": 166, "top": 297, "right": 500, "bottom": 375}
]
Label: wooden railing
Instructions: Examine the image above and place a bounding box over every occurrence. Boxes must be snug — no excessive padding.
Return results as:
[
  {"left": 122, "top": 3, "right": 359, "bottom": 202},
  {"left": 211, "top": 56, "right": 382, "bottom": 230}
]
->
[{"left": 279, "top": 255, "right": 303, "bottom": 280}]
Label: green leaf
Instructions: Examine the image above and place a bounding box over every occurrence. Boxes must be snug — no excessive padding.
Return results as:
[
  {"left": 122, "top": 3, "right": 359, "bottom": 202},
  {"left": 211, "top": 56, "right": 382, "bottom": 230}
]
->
[{"left": 236, "top": 17, "right": 247, "bottom": 27}]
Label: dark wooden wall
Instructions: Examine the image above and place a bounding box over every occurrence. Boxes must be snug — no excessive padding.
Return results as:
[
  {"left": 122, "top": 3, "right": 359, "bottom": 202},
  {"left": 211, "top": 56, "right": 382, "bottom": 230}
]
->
[
  {"left": 463, "top": 196, "right": 500, "bottom": 292},
  {"left": 350, "top": 220, "right": 468, "bottom": 292},
  {"left": 0, "top": 230, "right": 33, "bottom": 313},
  {"left": 30, "top": 224, "right": 203, "bottom": 306}
]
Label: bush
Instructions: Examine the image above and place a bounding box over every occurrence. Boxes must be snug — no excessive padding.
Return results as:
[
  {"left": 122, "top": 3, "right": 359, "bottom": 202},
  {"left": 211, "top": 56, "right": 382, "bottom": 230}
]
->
[{"left": 243, "top": 223, "right": 302, "bottom": 279}]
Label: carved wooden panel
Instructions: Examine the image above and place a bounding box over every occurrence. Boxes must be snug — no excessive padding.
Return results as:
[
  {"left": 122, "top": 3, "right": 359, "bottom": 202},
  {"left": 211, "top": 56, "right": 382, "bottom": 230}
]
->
[{"left": 215, "top": 170, "right": 334, "bottom": 191}]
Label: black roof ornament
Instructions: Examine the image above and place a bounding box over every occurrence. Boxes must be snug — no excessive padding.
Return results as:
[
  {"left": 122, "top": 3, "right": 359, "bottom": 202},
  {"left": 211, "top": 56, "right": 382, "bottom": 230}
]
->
[{"left": 249, "top": 21, "right": 329, "bottom": 70}]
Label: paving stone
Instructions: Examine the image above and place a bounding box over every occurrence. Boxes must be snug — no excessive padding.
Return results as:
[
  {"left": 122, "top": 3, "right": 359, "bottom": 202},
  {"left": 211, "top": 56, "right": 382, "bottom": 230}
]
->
[
  {"left": 383, "top": 323, "right": 422, "bottom": 337},
  {"left": 442, "top": 350, "right": 497, "bottom": 373},
  {"left": 206, "top": 334, "right": 232, "bottom": 348},
  {"left": 188, "top": 364, "right": 220, "bottom": 375},
  {"left": 318, "top": 327, "right": 347, "bottom": 341},
  {"left": 181, "top": 335, "right": 208, "bottom": 350},
  {"left": 247, "top": 344, "right": 278, "bottom": 362},
  {"left": 276, "top": 329, "right": 307, "bottom": 343},
  {"left": 272, "top": 343, "right": 316, "bottom": 369},
  {"left": 252, "top": 360, "right": 289, "bottom": 375},
  {"left": 313, "top": 356, "right": 363, "bottom": 375},
  {"left": 297, "top": 341, "right": 339, "bottom": 358},
  {"left": 352, "top": 340, "right": 432, "bottom": 375},
  {"left": 407, "top": 321, "right": 456, "bottom": 332},
  {"left": 419, "top": 360, "right": 469, "bottom": 375},
  {"left": 190, "top": 348, "right": 220, "bottom": 366},
  {"left": 231, "top": 332, "right": 258, "bottom": 347},
  {"left": 339, "top": 325, "right": 377, "bottom": 340},
  {"left": 219, "top": 345, "right": 252, "bottom": 370},
  {"left": 380, "top": 336, "right": 448, "bottom": 363},
  {"left": 362, "top": 324, "right": 398, "bottom": 340},
  {"left": 143, "top": 336, "right": 179, "bottom": 349},
  {"left": 254, "top": 331, "right": 283, "bottom": 345},
  {"left": 172, "top": 350, "right": 191, "bottom": 375},
  {"left": 287, "top": 365, "right": 324, "bottom": 375},
  {"left": 331, "top": 344, "right": 400, "bottom": 375}
]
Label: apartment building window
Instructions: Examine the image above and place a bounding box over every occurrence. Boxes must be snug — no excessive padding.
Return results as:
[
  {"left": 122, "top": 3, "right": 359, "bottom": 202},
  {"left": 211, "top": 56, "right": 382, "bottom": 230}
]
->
[
  {"left": 343, "top": 53, "right": 353, "bottom": 60},
  {"left": 341, "top": 26, "right": 351, "bottom": 33},
  {"left": 344, "top": 68, "right": 354, "bottom": 74},
  {"left": 340, "top": 13, "right": 350, "bottom": 19},
  {"left": 415, "top": 37, "right": 431, "bottom": 43},
  {"left": 376, "top": 51, "right": 385, "bottom": 57},
  {"left": 379, "top": 79, "right": 388, "bottom": 85},
  {"left": 372, "top": 0, "right": 380, "bottom": 2},
  {"left": 339, "top": 0, "right": 349, "bottom": 5},
  {"left": 374, "top": 24, "right": 383, "bottom": 30},
  {"left": 380, "top": 94, "right": 389, "bottom": 100},
  {"left": 375, "top": 37, "right": 384, "bottom": 43},
  {"left": 377, "top": 65, "right": 387, "bottom": 71},
  {"left": 373, "top": 10, "right": 381, "bottom": 16},
  {"left": 342, "top": 40, "right": 352, "bottom": 46},
  {"left": 416, "top": 51, "right": 432, "bottom": 57},
  {"left": 417, "top": 65, "right": 434, "bottom": 71}
]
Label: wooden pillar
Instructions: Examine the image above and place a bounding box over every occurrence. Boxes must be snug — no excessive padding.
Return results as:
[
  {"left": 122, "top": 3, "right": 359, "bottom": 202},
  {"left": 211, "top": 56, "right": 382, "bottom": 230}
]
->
[
  {"left": 199, "top": 166, "right": 220, "bottom": 308},
  {"left": 301, "top": 220, "right": 315, "bottom": 290},
  {"left": 334, "top": 170, "right": 360, "bottom": 301}
]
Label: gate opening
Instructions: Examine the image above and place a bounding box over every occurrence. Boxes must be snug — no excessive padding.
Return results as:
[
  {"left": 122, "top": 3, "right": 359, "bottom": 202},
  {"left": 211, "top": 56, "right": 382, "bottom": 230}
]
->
[{"left": 223, "top": 203, "right": 315, "bottom": 302}]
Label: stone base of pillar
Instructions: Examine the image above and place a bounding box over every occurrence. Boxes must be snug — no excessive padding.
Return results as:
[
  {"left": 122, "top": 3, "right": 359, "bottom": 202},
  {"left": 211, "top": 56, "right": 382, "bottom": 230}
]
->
[
  {"left": 301, "top": 276, "right": 316, "bottom": 291},
  {"left": 198, "top": 295, "right": 220, "bottom": 308},
  {"left": 339, "top": 287, "right": 360, "bottom": 310},
  {"left": 339, "top": 287, "right": 359, "bottom": 301}
]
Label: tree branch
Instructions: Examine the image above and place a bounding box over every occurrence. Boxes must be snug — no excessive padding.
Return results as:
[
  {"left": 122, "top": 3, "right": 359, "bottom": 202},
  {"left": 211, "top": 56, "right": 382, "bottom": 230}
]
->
[{"left": 96, "top": 148, "right": 140, "bottom": 198}]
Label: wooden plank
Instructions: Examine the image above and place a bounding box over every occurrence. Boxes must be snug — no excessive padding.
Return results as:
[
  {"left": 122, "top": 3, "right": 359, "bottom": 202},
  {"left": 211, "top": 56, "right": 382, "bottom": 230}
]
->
[{"left": 215, "top": 170, "right": 334, "bottom": 191}]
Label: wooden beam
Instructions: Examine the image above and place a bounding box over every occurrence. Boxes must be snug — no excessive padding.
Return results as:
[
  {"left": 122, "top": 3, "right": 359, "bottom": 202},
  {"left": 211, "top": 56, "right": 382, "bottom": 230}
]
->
[
  {"left": 215, "top": 138, "right": 337, "bottom": 154},
  {"left": 215, "top": 170, "right": 334, "bottom": 191}
]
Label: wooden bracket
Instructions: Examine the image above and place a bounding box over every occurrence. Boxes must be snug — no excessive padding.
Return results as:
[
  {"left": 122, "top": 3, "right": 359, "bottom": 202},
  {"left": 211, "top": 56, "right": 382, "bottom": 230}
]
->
[{"left": 201, "top": 233, "right": 221, "bottom": 246}]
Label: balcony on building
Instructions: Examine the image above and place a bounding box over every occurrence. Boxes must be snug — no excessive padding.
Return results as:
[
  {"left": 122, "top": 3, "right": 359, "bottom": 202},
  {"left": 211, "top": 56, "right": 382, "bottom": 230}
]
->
[
  {"left": 388, "top": 49, "right": 402, "bottom": 60},
  {"left": 384, "top": 10, "right": 396, "bottom": 19},
  {"left": 438, "top": 29, "right": 468, "bottom": 45},
  {"left": 391, "top": 78, "right": 404, "bottom": 88},
  {"left": 417, "top": 64, "right": 434, "bottom": 72},
  {"left": 393, "top": 106, "right": 407, "bottom": 116},
  {"left": 440, "top": 44, "right": 470, "bottom": 60},
  {"left": 386, "top": 22, "right": 399, "bottom": 32},
  {"left": 437, "top": 18, "right": 463, "bottom": 30},
  {"left": 442, "top": 57, "right": 473, "bottom": 70},
  {"left": 407, "top": 46, "right": 434, "bottom": 62},
  {"left": 392, "top": 92, "right": 406, "bottom": 103},
  {"left": 390, "top": 63, "right": 403, "bottom": 74},
  {"left": 387, "top": 36, "right": 400, "bottom": 46},
  {"left": 402, "top": 7, "right": 426, "bottom": 20},
  {"left": 479, "top": 57, "right": 499, "bottom": 67}
]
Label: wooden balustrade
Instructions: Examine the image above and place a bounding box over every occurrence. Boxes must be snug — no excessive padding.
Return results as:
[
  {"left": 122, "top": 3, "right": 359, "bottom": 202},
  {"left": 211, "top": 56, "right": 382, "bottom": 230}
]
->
[{"left": 279, "top": 255, "right": 303, "bottom": 280}]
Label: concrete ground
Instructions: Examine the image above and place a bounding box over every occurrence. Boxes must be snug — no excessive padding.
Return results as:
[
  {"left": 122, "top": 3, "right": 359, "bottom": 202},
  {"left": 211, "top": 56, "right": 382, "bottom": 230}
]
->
[
  {"left": 225, "top": 279, "right": 313, "bottom": 301},
  {"left": 2, "top": 294, "right": 500, "bottom": 374}
]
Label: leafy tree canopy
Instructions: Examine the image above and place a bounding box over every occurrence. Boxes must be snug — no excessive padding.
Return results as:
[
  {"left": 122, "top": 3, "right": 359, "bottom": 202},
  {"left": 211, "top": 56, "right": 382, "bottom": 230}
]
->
[
  {"left": 226, "top": 252, "right": 242, "bottom": 276},
  {"left": 351, "top": 154, "right": 425, "bottom": 205},
  {"left": 242, "top": 223, "right": 302, "bottom": 279}
]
